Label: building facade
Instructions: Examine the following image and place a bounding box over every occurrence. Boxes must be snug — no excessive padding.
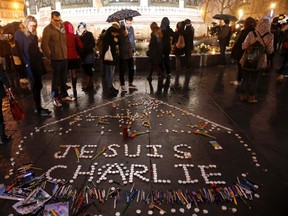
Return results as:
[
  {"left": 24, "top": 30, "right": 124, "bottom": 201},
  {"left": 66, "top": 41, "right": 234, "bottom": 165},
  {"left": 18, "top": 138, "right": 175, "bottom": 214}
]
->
[
  {"left": 27, "top": 0, "right": 204, "bottom": 40},
  {"left": 0, "top": 0, "right": 25, "bottom": 25}
]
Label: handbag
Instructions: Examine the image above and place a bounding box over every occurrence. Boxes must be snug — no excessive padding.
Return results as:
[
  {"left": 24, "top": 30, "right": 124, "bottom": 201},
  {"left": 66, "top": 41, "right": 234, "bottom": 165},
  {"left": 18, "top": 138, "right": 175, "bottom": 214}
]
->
[
  {"left": 104, "top": 46, "right": 113, "bottom": 61},
  {"left": 8, "top": 90, "right": 24, "bottom": 122},
  {"left": 176, "top": 35, "right": 185, "bottom": 49}
]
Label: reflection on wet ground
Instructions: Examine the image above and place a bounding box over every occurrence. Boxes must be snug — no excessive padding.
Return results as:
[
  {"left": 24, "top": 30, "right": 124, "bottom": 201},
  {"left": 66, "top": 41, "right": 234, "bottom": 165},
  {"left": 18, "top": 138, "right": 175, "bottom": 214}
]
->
[{"left": 0, "top": 63, "right": 288, "bottom": 216}]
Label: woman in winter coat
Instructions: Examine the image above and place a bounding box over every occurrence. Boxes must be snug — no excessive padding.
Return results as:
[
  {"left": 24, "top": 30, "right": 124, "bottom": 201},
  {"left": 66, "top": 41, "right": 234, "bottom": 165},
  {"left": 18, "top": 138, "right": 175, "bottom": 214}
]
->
[
  {"left": 239, "top": 17, "right": 274, "bottom": 103},
  {"left": 147, "top": 22, "right": 163, "bottom": 81},
  {"left": 63, "top": 21, "right": 83, "bottom": 96},
  {"left": 230, "top": 17, "right": 256, "bottom": 86},
  {"left": 77, "top": 22, "right": 96, "bottom": 91},
  {"left": 15, "top": 15, "right": 51, "bottom": 116},
  {"left": 172, "top": 21, "right": 185, "bottom": 72},
  {"left": 101, "top": 22, "right": 121, "bottom": 96},
  {"left": 160, "top": 17, "right": 174, "bottom": 75}
]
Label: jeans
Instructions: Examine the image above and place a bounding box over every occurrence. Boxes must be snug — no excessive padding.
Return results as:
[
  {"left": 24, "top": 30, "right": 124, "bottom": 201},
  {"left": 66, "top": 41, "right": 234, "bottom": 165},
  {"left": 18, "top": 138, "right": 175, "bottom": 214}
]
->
[
  {"left": 119, "top": 58, "right": 135, "bottom": 85},
  {"left": 104, "top": 64, "right": 115, "bottom": 88}
]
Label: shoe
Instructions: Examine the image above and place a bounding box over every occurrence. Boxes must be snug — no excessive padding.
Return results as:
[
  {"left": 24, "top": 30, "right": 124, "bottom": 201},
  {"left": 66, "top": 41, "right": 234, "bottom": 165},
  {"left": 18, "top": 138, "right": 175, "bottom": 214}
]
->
[
  {"left": 230, "top": 80, "right": 240, "bottom": 86},
  {"left": 110, "top": 87, "right": 119, "bottom": 95},
  {"left": 53, "top": 99, "right": 62, "bottom": 107},
  {"left": 112, "top": 87, "right": 119, "bottom": 94},
  {"left": 277, "top": 74, "right": 284, "bottom": 82},
  {"left": 121, "top": 86, "right": 127, "bottom": 92},
  {"left": 128, "top": 83, "right": 137, "bottom": 89},
  {"left": 20, "top": 78, "right": 29, "bottom": 84},
  {"left": 37, "top": 108, "right": 52, "bottom": 117},
  {"left": 0, "top": 134, "right": 11, "bottom": 144},
  {"left": 62, "top": 96, "right": 75, "bottom": 102},
  {"left": 247, "top": 96, "right": 258, "bottom": 104},
  {"left": 217, "top": 64, "right": 225, "bottom": 67},
  {"left": 239, "top": 94, "right": 246, "bottom": 101},
  {"left": 20, "top": 78, "right": 26, "bottom": 84},
  {"left": 19, "top": 78, "right": 31, "bottom": 89}
]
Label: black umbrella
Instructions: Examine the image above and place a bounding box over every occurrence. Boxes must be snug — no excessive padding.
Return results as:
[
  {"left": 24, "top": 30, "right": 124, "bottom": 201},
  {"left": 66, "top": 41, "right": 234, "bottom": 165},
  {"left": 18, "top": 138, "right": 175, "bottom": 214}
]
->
[
  {"left": 275, "top": 14, "right": 288, "bottom": 24},
  {"left": 236, "top": 19, "right": 245, "bottom": 25},
  {"left": 106, "top": 9, "right": 141, "bottom": 23},
  {"left": 213, "top": 14, "right": 238, "bottom": 22},
  {"left": 1, "top": 22, "right": 22, "bottom": 34}
]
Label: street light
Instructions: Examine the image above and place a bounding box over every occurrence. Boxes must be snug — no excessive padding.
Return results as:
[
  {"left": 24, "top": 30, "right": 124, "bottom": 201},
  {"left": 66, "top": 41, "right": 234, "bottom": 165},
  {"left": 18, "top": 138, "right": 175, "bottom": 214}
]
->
[
  {"left": 13, "top": 2, "right": 19, "bottom": 10},
  {"left": 238, "top": 9, "right": 243, "bottom": 20},
  {"left": 13, "top": 2, "right": 19, "bottom": 20},
  {"left": 270, "top": 3, "right": 276, "bottom": 17}
]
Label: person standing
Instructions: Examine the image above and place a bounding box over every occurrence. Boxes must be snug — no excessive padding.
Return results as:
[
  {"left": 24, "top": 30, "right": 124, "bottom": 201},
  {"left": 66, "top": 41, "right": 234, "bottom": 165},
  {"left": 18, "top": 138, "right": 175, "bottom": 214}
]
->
[
  {"left": 276, "top": 22, "right": 288, "bottom": 82},
  {"left": 77, "top": 22, "right": 96, "bottom": 92},
  {"left": 41, "top": 11, "right": 74, "bottom": 107},
  {"left": 118, "top": 17, "right": 137, "bottom": 92},
  {"left": 147, "top": 22, "right": 163, "bottom": 81},
  {"left": 0, "top": 64, "right": 12, "bottom": 144},
  {"left": 230, "top": 17, "right": 256, "bottom": 86},
  {"left": 217, "top": 18, "right": 232, "bottom": 66},
  {"left": 239, "top": 17, "right": 274, "bottom": 103},
  {"left": 63, "top": 21, "right": 83, "bottom": 96},
  {"left": 160, "top": 17, "right": 174, "bottom": 76},
  {"left": 14, "top": 15, "right": 52, "bottom": 116},
  {"left": 102, "top": 22, "right": 121, "bottom": 96},
  {"left": 0, "top": 39, "right": 12, "bottom": 72},
  {"left": 183, "top": 19, "right": 194, "bottom": 70},
  {"left": 172, "top": 21, "right": 185, "bottom": 72},
  {"left": 9, "top": 34, "right": 30, "bottom": 88}
]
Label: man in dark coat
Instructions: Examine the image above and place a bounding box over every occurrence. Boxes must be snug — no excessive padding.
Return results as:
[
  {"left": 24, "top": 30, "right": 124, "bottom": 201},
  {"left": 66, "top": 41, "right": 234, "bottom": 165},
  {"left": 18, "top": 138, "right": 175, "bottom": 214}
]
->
[
  {"left": 118, "top": 17, "right": 137, "bottom": 92},
  {"left": 183, "top": 19, "right": 194, "bottom": 70},
  {"left": 217, "top": 18, "right": 232, "bottom": 66},
  {"left": 160, "top": 17, "right": 174, "bottom": 75}
]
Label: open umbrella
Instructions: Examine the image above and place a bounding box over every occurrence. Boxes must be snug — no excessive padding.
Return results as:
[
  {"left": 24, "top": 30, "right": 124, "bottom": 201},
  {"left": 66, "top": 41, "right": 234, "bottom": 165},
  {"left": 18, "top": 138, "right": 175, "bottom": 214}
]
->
[
  {"left": 213, "top": 14, "right": 238, "bottom": 22},
  {"left": 106, "top": 9, "right": 141, "bottom": 23},
  {"left": 275, "top": 14, "right": 288, "bottom": 24},
  {"left": 1, "top": 22, "right": 22, "bottom": 34}
]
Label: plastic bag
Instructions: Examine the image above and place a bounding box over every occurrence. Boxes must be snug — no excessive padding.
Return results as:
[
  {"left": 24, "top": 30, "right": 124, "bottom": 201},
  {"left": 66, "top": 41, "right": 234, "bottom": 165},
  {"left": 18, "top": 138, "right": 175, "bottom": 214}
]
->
[{"left": 104, "top": 46, "right": 113, "bottom": 61}]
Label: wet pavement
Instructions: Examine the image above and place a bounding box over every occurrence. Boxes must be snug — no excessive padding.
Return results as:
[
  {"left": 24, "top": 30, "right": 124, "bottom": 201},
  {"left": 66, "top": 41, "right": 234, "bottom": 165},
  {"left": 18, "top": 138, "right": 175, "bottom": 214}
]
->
[{"left": 0, "top": 60, "right": 288, "bottom": 216}]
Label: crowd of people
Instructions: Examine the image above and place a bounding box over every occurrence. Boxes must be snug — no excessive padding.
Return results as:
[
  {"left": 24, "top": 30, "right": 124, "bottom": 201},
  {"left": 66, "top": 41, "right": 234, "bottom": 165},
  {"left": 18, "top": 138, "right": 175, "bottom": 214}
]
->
[
  {"left": 0, "top": 11, "right": 287, "bottom": 145},
  {"left": 230, "top": 16, "right": 288, "bottom": 103}
]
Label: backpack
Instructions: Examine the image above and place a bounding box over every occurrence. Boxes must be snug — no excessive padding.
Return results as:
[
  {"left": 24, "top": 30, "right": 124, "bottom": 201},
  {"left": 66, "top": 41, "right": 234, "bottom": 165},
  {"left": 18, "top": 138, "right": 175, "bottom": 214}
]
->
[{"left": 242, "top": 31, "right": 268, "bottom": 71}]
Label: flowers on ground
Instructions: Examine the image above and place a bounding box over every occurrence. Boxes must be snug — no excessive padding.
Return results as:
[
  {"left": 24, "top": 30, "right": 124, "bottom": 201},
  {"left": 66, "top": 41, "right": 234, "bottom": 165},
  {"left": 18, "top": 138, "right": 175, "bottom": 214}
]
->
[{"left": 196, "top": 43, "right": 211, "bottom": 54}]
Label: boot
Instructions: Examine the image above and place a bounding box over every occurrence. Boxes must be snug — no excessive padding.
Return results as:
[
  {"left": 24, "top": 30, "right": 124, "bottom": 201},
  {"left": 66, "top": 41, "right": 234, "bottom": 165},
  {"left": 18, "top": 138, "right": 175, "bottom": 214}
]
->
[
  {"left": 247, "top": 95, "right": 258, "bottom": 104},
  {"left": 0, "top": 124, "right": 11, "bottom": 145},
  {"left": 72, "top": 78, "right": 77, "bottom": 97},
  {"left": 82, "top": 77, "right": 94, "bottom": 91},
  {"left": 72, "top": 78, "right": 77, "bottom": 91},
  {"left": 239, "top": 94, "right": 247, "bottom": 101}
]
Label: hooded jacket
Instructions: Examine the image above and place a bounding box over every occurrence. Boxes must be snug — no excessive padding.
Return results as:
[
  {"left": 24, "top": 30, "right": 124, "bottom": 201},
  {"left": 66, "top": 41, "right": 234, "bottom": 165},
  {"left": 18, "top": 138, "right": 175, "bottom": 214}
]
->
[
  {"left": 240, "top": 17, "right": 274, "bottom": 69},
  {"left": 63, "top": 21, "right": 83, "bottom": 60}
]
